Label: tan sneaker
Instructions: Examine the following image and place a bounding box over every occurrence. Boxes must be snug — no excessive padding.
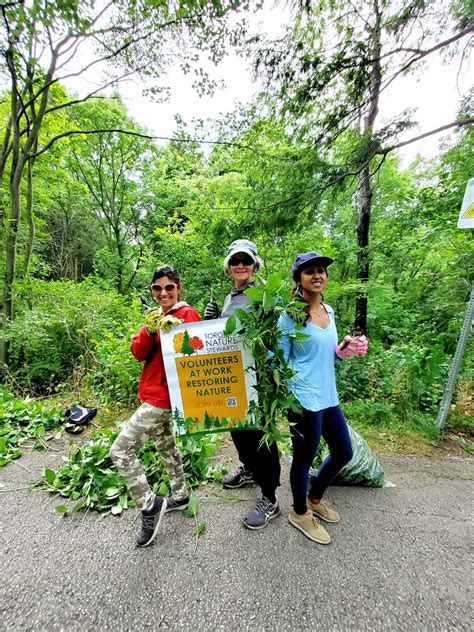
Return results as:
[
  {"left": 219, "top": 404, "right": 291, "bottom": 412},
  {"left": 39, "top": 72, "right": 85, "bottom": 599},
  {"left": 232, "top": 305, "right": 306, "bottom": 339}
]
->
[
  {"left": 288, "top": 508, "right": 331, "bottom": 544},
  {"left": 307, "top": 497, "right": 340, "bottom": 523}
]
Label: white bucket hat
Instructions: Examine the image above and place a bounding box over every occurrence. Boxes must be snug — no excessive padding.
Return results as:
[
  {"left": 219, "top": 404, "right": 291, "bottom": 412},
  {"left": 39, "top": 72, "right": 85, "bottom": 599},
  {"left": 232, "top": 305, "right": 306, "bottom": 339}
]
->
[{"left": 223, "top": 239, "right": 262, "bottom": 275}]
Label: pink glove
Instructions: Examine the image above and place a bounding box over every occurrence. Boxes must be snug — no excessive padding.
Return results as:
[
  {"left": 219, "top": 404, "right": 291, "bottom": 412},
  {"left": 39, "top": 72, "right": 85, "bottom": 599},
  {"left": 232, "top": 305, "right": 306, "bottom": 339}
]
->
[{"left": 335, "top": 335, "right": 368, "bottom": 360}]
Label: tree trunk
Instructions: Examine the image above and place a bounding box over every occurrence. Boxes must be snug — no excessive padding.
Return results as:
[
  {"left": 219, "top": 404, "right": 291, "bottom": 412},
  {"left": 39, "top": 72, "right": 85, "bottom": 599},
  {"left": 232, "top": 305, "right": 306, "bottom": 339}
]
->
[
  {"left": 0, "top": 119, "right": 12, "bottom": 366},
  {"left": 6, "top": 158, "right": 25, "bottom": 319},
  {"left": 23, "top": 150, "right": 37, "bottom": 277},
  {"left": 0, "top": 39, "right": 54, "bottom": 364},
  {"left": 354, "top": 0, "right": 382, "bottom": 335},
  {"left": 0, "top": 117, "right": 13, "bottom": 262},
  {"left": 116, "top": 235, "right": 124, "bottom": 294},
  {"left": 355, "top": 164, "right": 372, "bottom": 333},
  {"left": 1, "top": 51, "right": 21, "bottom": 366}
]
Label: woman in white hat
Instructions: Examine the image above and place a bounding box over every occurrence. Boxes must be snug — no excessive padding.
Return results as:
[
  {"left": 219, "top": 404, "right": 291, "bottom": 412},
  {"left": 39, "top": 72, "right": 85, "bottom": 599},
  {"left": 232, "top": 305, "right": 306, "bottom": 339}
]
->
[{"left": 204, "top": 239, "right": 281, "bottom": 530}]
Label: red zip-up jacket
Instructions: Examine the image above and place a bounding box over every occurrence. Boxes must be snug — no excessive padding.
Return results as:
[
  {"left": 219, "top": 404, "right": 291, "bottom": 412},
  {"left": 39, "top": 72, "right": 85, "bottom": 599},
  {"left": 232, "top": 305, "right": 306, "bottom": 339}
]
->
[{"left": 131, "top": 302, "right": 200, "bottom": 409}]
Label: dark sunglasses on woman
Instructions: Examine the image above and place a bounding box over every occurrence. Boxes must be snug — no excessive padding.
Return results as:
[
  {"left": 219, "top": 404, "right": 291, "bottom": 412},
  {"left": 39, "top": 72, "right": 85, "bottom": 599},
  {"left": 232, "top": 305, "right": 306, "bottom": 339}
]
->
[{"left": 229, "top": 255, "right": 254, "bottom": 266}]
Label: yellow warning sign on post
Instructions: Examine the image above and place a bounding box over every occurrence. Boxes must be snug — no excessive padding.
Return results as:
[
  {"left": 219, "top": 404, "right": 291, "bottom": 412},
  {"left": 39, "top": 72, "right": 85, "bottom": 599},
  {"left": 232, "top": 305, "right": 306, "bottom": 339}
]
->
[
  {"left": 462, "top": 203, "right": 474, "bottom": 218},
  {"left": 161, "top": 319, "right": 258, "bottom": 435},
  {"left": 457, "top": 178, "right": 474, "bottom": 228}
]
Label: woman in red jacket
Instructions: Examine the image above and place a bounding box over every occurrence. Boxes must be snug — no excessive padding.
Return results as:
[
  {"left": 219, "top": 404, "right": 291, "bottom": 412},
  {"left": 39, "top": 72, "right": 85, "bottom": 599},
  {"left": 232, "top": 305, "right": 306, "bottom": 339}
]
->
[{"left": 110, "top": 265, "right": 200, "bottom": 547}]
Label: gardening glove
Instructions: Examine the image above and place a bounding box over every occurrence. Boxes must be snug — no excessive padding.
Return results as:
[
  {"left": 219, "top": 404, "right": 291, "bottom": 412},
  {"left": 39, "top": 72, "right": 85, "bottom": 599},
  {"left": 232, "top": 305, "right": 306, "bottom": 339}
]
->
[
  {"left": 159, "top": 314, "right": 184, "bottom": 333},
  {"left": 144, "top": 308, "right": 162, "bottom": 336},
  {"left": 203, "top": 299, "right": 220, "bottom": 320},
  {"left": 335, "top": 335, "right": 368, "bottom": 360}
]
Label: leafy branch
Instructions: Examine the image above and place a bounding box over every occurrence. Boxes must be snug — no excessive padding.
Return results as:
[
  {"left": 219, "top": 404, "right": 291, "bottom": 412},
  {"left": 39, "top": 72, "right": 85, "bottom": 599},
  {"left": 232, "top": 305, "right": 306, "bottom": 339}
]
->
[
  {"left": 224, "top": 273, "right": 308, "bottom": 445},
  {"left": 0, "top": 389, "right": 62, "bottom": 468}
]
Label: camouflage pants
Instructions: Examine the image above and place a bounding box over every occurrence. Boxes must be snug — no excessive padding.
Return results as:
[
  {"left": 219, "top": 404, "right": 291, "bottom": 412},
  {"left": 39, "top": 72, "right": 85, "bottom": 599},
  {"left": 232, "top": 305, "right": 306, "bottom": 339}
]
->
[{"left": 109, "top": 403, "right": 187, "bottom": 511}]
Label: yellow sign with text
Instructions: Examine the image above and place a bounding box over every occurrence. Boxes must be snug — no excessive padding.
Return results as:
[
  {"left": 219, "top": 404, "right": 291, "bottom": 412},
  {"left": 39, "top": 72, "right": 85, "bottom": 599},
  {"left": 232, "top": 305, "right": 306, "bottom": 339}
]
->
[
  {"left": 161, "top": 319, "right": 258, "bottom": 435},
  {"left": 175, "top": 351, "right": 248, "bottom": 431}
]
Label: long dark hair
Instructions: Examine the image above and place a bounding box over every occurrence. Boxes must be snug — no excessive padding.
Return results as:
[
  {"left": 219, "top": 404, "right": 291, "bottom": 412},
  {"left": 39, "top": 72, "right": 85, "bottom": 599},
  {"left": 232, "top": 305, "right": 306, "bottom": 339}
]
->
[{"left": 290, "top": 269, "right": 327, "bottom": 326}]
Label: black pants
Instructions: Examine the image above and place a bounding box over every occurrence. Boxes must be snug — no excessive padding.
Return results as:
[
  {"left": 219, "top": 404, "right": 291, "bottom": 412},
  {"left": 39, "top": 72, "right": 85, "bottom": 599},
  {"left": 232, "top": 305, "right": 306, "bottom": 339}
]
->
[
  {"left": 289, "top": 405, "right": 353, "bottom": 514},
  {"left": 230, "top": 429, "right": 280, "bottom": 499}
]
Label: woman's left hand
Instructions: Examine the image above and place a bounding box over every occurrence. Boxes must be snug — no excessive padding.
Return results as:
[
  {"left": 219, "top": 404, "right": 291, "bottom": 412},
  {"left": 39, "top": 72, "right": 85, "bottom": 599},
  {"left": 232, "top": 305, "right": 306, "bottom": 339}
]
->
[
  {"left": 159, "top": 315, "right": 184, "bottom": 333},
  {"left": 335, "top": 335, "right": 368, "bottom": 359}
]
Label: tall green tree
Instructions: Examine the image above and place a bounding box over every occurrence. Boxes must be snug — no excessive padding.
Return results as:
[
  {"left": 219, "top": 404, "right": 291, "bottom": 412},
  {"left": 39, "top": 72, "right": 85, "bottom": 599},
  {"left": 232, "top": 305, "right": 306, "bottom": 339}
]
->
[
  {"left": 66, "top": 97, "right": 153, "bottom": 293},
  {"left": 34, "top": 170, "right": 103, "bottom": 282},
  {"left": 0, "top": 0, "right": 246, "bottom": 364},
  {"left": 251, "top": 0, "right": 473, "bottom": 332}
]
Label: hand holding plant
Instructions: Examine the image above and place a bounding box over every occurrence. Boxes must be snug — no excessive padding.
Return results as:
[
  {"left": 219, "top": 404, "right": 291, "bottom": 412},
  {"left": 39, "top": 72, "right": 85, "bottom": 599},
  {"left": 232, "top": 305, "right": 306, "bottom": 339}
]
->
[{"left": 144, "top": 308, "right": 162, "bottom": 336}]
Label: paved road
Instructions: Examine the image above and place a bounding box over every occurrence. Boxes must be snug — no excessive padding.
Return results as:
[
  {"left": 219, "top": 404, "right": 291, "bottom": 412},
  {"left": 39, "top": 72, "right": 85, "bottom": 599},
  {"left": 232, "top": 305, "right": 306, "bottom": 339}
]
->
[{"left": 1, "top": 441, "right": 472, "bottom": 631}]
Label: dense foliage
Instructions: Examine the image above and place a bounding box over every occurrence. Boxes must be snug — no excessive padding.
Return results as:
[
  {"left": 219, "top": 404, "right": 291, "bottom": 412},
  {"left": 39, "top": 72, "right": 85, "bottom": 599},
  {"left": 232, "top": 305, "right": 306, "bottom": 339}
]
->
[
  {"left": 4, "top": 278, "right": 141, "bottom": 394},
  {"left": 1, "top": 116, "right": 472, "bottom": 437}
]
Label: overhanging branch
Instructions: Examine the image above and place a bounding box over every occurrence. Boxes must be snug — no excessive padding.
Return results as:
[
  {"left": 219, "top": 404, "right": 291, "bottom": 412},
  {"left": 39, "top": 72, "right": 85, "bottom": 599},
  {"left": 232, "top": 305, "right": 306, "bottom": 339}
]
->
[
  {"left": 377, "top": 117, "right": 473, "bottom": 155},
  {"left": 30, "top": 129, "right": 288, "bottom": 160}
]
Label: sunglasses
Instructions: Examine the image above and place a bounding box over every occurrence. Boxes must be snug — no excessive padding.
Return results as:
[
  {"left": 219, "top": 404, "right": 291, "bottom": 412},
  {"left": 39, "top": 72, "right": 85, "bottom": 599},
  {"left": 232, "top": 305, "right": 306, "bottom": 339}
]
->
[
  {"left": 151, "top": 283, "right": 177, "bottom": 293},
  {"left": 229, "top": 255, "right": 254, "bottom": 266}
]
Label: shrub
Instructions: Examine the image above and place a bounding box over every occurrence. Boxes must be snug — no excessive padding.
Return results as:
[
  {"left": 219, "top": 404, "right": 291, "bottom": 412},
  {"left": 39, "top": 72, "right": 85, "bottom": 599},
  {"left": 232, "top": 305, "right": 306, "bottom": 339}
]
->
[
  {"left": 337, "top": 342, "right": 450, "bottom": 419},
  {"left": 5, "top": 278, "right": 138, "bottom": 393},
  {"left": 89, "top": 324, "right": 141, "bottom": 404}
]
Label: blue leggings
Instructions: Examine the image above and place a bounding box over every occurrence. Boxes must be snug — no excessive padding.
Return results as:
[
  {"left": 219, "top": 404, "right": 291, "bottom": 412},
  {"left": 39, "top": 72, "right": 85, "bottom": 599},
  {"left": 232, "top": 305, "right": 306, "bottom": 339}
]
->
[{"left": 289, "top": 405, "right": 353, "bottom": 514}]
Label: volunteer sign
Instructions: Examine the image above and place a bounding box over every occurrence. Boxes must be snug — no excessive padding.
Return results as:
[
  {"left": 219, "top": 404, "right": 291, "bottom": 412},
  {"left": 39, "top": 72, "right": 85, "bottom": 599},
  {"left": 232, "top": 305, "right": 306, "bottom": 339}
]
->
[{"left": 161, "top": 319, "right": 258, "bottom": 435}]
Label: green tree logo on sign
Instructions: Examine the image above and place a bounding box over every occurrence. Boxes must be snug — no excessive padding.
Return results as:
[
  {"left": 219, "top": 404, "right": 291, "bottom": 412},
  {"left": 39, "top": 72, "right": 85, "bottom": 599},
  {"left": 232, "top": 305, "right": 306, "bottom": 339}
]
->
[{"left": 180, "top": 331, "right": 204, "bottom": 356}]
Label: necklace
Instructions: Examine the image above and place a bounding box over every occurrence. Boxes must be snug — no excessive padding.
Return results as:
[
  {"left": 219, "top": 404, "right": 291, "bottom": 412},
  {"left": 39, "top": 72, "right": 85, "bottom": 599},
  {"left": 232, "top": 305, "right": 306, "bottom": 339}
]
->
[{"left": 309, "top": 306, "right": 325, "bottom": 318}]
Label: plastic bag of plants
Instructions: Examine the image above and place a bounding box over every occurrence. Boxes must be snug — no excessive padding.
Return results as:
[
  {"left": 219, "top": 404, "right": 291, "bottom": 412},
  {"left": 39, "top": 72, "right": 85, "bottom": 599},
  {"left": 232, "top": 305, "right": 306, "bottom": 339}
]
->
[{"left": 310, "top": 425, "right": 385, "bottom": 487}]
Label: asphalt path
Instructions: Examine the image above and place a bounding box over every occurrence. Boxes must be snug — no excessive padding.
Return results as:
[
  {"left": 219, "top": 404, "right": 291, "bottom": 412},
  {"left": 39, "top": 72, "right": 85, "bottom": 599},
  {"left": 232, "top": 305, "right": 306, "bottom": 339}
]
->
[{"left": 1, "top": 440, "right": 472, "bottom": 631}]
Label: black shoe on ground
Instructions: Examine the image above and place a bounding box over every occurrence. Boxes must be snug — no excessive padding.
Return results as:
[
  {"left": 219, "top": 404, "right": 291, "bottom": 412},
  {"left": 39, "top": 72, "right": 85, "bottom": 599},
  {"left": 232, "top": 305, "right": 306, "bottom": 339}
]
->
[
  {"left": 136, "top": 496, "right": 168, "bottom": 547},
  {"left": 165, "top": 495, "right": 189, "bottom": 512},
  {"left": 243, "top": 495, "right": 280, "bottom": 530},
  {"left": 222, "top": 465, "right": 254, "bottom": 489}
]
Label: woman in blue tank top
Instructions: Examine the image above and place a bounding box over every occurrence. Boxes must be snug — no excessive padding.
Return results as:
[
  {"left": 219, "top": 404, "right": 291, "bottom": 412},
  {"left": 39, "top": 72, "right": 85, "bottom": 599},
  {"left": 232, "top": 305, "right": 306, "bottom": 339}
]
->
[{"left": 278, "top": 252, "right": 367, "bottom": 545}]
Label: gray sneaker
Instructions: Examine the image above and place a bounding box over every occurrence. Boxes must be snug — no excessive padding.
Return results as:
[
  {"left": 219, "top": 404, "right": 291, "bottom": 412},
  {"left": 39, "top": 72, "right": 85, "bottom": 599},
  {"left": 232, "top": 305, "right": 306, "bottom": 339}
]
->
[
  {"left": 164, "top": 495, "right": 189, "bottom": 512},
  {"left": 136, "top": 496, "right": 168, "bottom": 547},
  {"left": 243, "top": 495, "right": 280, "bottom": 530},
  {"left": 222, "top": 465, "right": 254, "bottom": 489}
]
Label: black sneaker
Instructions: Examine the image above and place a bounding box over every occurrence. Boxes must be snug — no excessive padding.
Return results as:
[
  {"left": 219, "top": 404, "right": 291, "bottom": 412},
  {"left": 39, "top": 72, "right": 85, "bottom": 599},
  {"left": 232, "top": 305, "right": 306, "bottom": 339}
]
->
[
  {"left": 136, "top": 496, "right": 168, "bottom": 547},
  {"left": 243, "top": 495, "right": 280, "bottom": 530},
  {"left": 165, "top": 495, "right": 189, "bottom": 512},
  {"left": 222, "top": 465, "right": 254, "bottom": 489}
]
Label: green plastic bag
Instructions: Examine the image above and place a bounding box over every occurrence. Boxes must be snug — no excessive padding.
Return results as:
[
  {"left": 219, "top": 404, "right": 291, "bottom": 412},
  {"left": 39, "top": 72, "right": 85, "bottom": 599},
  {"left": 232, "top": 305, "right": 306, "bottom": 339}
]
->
[{"left": 310, "top": 425, "right": 385, "bottom": 487}]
